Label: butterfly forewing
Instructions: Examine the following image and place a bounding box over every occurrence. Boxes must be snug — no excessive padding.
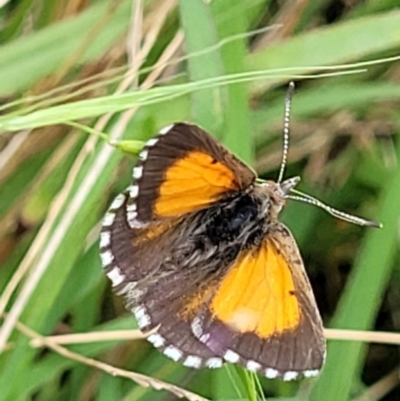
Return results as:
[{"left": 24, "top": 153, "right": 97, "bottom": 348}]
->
[{"left": 126, "top": 123, "right": 256, "bottom": 226}]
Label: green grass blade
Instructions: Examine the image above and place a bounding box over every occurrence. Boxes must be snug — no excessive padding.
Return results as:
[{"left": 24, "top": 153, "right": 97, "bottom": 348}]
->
[
  {"left": 247, "top": 11, "right": 400, "bottom": 82},
  {"left": 211, "top": 0, "right": 253, "bottom": 163},
  {"left": 0, "top": 0, "right": 132, "bottom": 96},
  {"left": 0, "top": 133, "right": 126, "bottom": 399},
  {"left": 178, "top": 0, "right": 224, "bottom": 135},
  {"left": 309, "top": 141, "right": 400, "bottom": 400}
]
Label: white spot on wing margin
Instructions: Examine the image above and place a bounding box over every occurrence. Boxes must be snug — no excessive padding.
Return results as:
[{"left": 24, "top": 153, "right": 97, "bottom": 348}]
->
[
  {"left": 99, "top": 231, "right": 111, "bottom": 248},
  {"left": 147, "top": 333, "right": 165, "bottom": 348},
  {"left": 205, "top": 357, "right": 223, "bottom": 368},
  {"left": 265, "top": 368, "right": 279, "bottom": 379},
  {"left": 132, "top": 305, "right": 151, "bottom": 328},
  {"left": 246, "top": 360, "right": 262, "bottom": 372},
  {"left": 283, "top": 371, "right": 299, "bottom": 381},
  {"left": 109, "top": 193, "right": 126, "bottom": 210},
  {"left": 106, "top": 267, "right": 125, "bottom": 286},
  {"left": 303, "top": 369, "right": 320, "bottom": 378},
  {"left": 102, "top": 212, "right": 116, "bottom": 226},
  {"left": 146, "top": 138, "right": 158, "bottom": 147},
  {"left": 100, "top": 250, "right": 114, "bottom": 267},
  {"left": 163, "top": 345, "right": 183, "bottom": 362},
  {"left": 133, "top": 166, "right": 143, "bottom": 179},
  {"left": 159, "top": 124, "right": 174, "bottom": 135},
  {"left": 224, "top": 349, "right": 240, "bottom": 363},
  {"left": 183, "top": 355, "right": 202, "bottom": 368},
  {"left": 127, "top": 185, "right": 138, "bottom": 198}
]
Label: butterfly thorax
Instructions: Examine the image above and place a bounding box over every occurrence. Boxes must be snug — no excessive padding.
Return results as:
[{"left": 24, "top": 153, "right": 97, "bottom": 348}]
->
[
  {"left": 167, "top": 187, "right": 282, "bottom": 277},
  {"left": 170, "top": 176, "right": 301, "bottom": 275},
  {"left": 132, "top": 177, "right": 300, "bottom": 288},
  {"left": 255, "top": 181, "right": 286, "bottom": 221},
  {"left": 255, "top": 176, "right": 301, "bottom": 220}
]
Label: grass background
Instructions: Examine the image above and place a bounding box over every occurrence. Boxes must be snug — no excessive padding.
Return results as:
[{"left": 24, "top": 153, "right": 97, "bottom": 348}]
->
[{"left": 0, "top": 0, "right": 400, "bottom": 400}]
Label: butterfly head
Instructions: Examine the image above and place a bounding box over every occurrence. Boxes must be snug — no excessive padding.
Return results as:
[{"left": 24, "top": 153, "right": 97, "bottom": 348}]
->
[{"left": 257, "top": 176, "right": 300, "bottom": 219}]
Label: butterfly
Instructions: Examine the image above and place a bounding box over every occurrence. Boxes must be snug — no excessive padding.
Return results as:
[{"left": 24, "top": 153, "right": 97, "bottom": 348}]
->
[{"left": 99, "top": 86, "right": 379, "bottom": 381}]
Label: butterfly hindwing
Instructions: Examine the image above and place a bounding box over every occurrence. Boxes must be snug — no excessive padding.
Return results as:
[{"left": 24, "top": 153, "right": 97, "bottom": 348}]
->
[
  {"left": 135, "top": 270, "right": 225, "bottom": 368},
  {"left": 101, "top": 191, "right": 324, "bottom": 378},
  {"left": 126, "top": 123, "right": 256, "bottom": 226},
  {"left": 193, "top": 223, "right": 326, "bottom": 379},
  {"left": 100, "top": 192, "right": 226, "bottom": 366}
]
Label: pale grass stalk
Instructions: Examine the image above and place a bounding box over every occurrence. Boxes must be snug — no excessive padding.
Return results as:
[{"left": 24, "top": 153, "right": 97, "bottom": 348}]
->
[
  {"left": 51, "top": 1, "right": 124, "bottom": 87},
  {"left": 0, "top": 1, "right": 177, "bottom": 352},
  {"left": 0, "top": 22, "right": 266, "bottom": 115},
  {"left": 251, "top": 0, "right": 307, "bottom": 49},
  {"left": 352, "top": 368, "right": 400, "bottom": 401},
  {"left": 30, "top": 330, "right": 146, "bottom": 347},
  {"left": 0, "top": 125, "right": 108, "bottom": 353},
  {"left": 324, "top": 328, "right": 400, "bottom": 345},
  {"left": 2, "top": 51, "right": 400, "bottom": 120},
  {"left": 0, "top": 0, "right": 11, "bottom": 8},
  {"left": 26, "top": 327, "right": 400, "bottom": 347},
  {"left": 14, "top": 320, "right": 210, "bottom": 401},
  {"left": 0, "top": 130, "right": 30, "bottom": 176},
  {"left": 126, "top": 0, "right": 142, "bottom": 87},
  {"left": 0, "top": 134, "right": 81, "bottom": 309},
  {"left": 142, "top": 0, "right": 177, "bottom": 54},
  {"left": 121, "top": 0, "right": 177, "bottom": 92}
]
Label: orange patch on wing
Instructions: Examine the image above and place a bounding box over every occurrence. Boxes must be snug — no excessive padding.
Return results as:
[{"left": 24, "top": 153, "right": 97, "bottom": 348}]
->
[
  {"left": 132, "top": 220, "right": 174, "bottom": 245},
  {"left": 179, "top": 280, "right": 220, "bottom": 320},
  {"left": 155, "top": 151, "right": 238, "bottom": 217},
  {"left": 210, "top": 240, "right": 300, "bottom": 338}
]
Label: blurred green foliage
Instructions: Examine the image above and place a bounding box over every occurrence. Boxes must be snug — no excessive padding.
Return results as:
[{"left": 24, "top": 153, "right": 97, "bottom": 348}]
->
[{"left": 0, "top": 0, "right": 399, "bottom": 400}]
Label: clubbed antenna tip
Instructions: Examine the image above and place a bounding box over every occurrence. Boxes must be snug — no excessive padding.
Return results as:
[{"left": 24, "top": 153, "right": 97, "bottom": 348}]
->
[{"left": 288, "top": 189, "right": 383, "bottom": 229}]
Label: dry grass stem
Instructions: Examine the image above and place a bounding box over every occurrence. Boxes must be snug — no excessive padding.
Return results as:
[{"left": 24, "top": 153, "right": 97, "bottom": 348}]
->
[
  {"left": 352, "top": 368, "right": 400, "bottom": 401},
  {"left": 325, "top": 328, "right": 400, "bottom": 345},
  {"left": 14, "top": 319, "right": 210, "bottom": 401},
  {"left": 30, "top": 329, "right": 145, "bottom": 347}
]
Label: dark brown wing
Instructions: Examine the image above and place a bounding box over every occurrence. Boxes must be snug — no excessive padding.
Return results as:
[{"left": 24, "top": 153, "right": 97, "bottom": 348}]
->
[
  {"left": 192, "top": 223, "right": 326, "bottom": 380},
  {"left": 101, "top": 192, "right": 325, "bottom": 377},
  {"left": 100, "top": 192, "right": 225, "bottom": 367},
  {"left": 100, "top": 123, "right": 324, "bottom": 378},
  {"left": 125, "top": 123, "right": 256, "bottom": 227},
  {"left": 100, "top": 123, "right": 256, "bottom": 367}
]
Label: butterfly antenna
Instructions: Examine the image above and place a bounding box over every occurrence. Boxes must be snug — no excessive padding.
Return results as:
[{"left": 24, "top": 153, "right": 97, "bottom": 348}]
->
[
  {"left": 277, "top": 81, "right": 295, "bottom": 184},
  {"left": 287, "top": 188, "right": 382, "bottom": 228}
]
